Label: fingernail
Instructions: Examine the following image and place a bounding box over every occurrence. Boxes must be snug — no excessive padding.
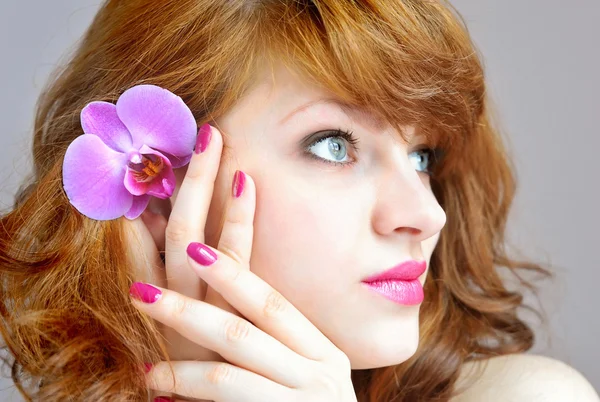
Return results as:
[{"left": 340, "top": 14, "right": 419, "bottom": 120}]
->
[
  {"left": 186, "top": 242, "right": 218, "bottom": 266},
  {"left": 129, "top": 282, "right": 162, "bottom": 304},
  {"left": 194, "top": 123, "right": 212, "bottom": 154},
  {"left": 143, "top": 362, "right": 153, "bottom": 373},
  {"left": 233, "top": 170, "right": 246, "bottom": 198},
  {"left": 154, "top": 397, "right": 173, "bottom": 402}
]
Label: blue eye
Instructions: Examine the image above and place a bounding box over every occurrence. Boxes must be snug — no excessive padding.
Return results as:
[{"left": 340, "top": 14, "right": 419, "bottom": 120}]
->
[
  {"left": 304, "top": 129, "right": 443, "bottom": 175},
  {"left": 304, "top": 129, "right": 359, "bottom": 167},
  {"left": 408, "top": 148, "right": 441, "bottom": 175}
]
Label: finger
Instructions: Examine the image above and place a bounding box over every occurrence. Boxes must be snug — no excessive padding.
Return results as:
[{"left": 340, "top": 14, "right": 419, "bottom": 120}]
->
[
  {"left": 123, "top": 215, "right": 167, "bottom": 288},
  {"left": 216, "top": 170, "right": 255, "bottom": 265},
  {"left": 165, "top": 123, "right": 223, "bottom": 299},
  {"left": 204, "top": 170, "right": 255, "bottom": 315},
  {"left": 186, "top": 245, "right": 340, "bottom": 363},
  {"left": 147, "top": 361, "right": 294, "bottom": 402},
  {"left": 130, "top": 283, "right": 310, "bottom": 388}
]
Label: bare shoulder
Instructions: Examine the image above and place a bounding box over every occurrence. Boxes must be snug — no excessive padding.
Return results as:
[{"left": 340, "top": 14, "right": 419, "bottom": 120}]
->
[{"left": 450, "top": 353, "right": 600, "bottom": 402}]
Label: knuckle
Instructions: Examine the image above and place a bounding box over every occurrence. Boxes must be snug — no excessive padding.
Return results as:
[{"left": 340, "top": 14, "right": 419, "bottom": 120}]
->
[
  {"left": 310, "top": 368, "right": 348, "bottom": 399},
  {"left": 185, "top": 165, "right": 208, "bottom": 181},
  {"left": 225, "top": 208, "right": 246, "bottom": 226},
  {"left": 205, "top": 362, "right": 235, "bottom": 385},
  {"left": 217, "top": 241, "right": 245, "bottom": 265},
  {"left": 262, "top": 289, "right": 287, "bottom": 318},
  {"left": 171, "top": 296, "right": 195, "bottom": 318},
  {"left": 220, "top": 264, "right": 244, "bottom": 284},
  {"left": 331, "top": 350, "right": 352, "bottom": 370},
  {"left": 223, "top": 317, "right": 251, "bottom": 343},
  {"left": 165, "top": 218, "right": 188, "bottom": 243},
  {"left": 152, "top": 365, "right": 176, "bottom": 392}
]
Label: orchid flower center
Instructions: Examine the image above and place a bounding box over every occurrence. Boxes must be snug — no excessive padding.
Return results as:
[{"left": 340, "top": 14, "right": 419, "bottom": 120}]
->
[{"left": 128, "top": 153, "right": 164, "bottom": 183}]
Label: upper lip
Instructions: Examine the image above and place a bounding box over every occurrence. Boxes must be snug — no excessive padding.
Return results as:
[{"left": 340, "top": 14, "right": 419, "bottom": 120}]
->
[{"left": 361, "top": 260, "right": 427, "bottom": 282}]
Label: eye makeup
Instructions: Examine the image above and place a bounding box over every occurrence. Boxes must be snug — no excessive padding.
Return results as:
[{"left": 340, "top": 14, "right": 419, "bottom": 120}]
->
[{"left": 302, "top": 128, "right": 443, "bottom": 175}]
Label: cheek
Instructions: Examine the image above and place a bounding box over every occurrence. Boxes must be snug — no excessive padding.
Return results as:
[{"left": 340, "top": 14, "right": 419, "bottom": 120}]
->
[
  {"left": 421, "top": 230, "right": 441, "bottom": 281},
  {"left": 424, "top": 229, "right": 441, "bottom": 257},
  {"left": 248, "top": 177, "right": 360, "bottom": 302}
]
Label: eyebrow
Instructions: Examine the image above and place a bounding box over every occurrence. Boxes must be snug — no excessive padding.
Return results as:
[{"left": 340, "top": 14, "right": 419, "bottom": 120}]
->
[{"left": 278, "top": 98, "right": 386, "bottom": 130}]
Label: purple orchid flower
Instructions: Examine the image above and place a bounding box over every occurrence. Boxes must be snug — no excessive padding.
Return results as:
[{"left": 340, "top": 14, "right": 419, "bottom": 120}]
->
[{"left": 62, "top": 84, "right": 197, "bottom": 221}]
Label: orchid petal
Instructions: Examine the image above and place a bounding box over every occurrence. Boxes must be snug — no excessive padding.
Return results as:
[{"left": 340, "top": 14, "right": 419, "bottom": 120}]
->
[
  {"left": 124, "top": 194, "right": 151, "bottom": 220},
  {"left": 123, "top": 145, "right": 176, "bottom": 199},
  {"left": 116, "top": 84, "right": 197, "bottom": 160},
  {"left": 81, "top": 101, "right": 133, "bottom": 153},
  {"left": 161, "top": 150, "right": 193, "bottom": 169},
  {"left": 62, "top": 134, "right": 133, "bottom": 220}
]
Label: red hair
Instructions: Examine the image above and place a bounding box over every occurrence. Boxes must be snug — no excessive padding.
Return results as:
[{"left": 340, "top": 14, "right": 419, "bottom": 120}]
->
[{"left": 0, "top": 0, "right": 552, "bottom": 400}]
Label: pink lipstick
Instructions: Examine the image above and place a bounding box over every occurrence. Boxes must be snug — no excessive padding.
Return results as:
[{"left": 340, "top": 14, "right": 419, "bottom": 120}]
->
[{"left": 361, "top": 260, "right": 426, "bottom": 305}]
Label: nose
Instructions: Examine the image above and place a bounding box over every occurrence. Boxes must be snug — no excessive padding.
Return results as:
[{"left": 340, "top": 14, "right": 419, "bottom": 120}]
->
[{"left": 371, "top": 159, "right": 447, "bottom": 243}]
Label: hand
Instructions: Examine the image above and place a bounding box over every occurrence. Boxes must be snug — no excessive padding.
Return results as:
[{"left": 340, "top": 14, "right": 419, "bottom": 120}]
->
[
  {"left": 134, "top": 122, "right": 241, "bottom": 366},
  {"left": 131, "top": 124, "right": 357, "bottom": 401}
]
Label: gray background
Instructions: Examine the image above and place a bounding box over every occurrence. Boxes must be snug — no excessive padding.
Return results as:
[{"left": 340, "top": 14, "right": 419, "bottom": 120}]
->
[{"left": 1, "top": 1, "right": 598, "bottom": 400}]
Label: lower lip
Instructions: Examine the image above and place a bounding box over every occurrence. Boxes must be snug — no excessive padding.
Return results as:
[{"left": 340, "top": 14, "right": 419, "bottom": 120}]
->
[{"left": 362, "top": 279, "right": 424, "bottom": 305}]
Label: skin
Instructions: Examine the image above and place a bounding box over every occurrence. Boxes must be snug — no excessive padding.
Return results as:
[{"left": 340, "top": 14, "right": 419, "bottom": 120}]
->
[
  {"left": 128, "top": 62, "right": 600, "bottom": 401},
  {"left": 208, "top": 66, "right": 446, "bottom": 369},
  {"left": 129, "top": 62, "right": 446, "bottom": 399}
]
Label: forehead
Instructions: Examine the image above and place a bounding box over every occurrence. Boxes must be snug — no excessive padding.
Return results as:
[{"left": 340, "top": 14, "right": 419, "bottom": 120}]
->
[
  {"left": 237, "top": 64, "right": 388, "bottom": 130},
  {"left": 278, "top": 98, "right": 388, "bottom": 132},
  {"left": 222, "top": 63, "right": 419, "bottom": 142}
]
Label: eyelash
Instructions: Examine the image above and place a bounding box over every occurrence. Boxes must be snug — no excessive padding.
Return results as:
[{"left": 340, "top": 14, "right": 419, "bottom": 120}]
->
[
  {"left": 303, "top": 129, "right": 360, "bottom": 169},
  {"left": 304, "top": 128, "right": 442, "bottom": 176}
]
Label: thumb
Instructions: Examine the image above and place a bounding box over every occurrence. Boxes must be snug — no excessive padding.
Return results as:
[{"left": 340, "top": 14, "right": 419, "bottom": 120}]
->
[{"left": 124, "top": 213, "right": 167, "bottom": 288}]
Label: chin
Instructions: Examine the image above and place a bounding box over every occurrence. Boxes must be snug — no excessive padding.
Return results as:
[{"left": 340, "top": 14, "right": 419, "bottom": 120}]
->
[{"left": 346, "top": 313, "right": 421, "bottom": 369}]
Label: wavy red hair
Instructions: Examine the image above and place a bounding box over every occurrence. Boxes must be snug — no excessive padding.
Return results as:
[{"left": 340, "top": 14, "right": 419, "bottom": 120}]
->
[{"left": 0, "top": 0, "right": 552, "bottom": 400}]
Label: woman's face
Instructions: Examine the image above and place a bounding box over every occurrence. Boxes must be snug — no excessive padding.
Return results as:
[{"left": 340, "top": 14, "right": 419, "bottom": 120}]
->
[{"left": 170, "top": 64, "right": 446, "bottom": 369}]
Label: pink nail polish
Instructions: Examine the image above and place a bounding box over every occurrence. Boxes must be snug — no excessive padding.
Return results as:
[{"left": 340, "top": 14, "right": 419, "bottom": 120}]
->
[
  {"left": 186, "top": 242, "right": 218, "bottom": 266},
  {"left": 194, "top": 123, "right": 212, "bottom": 154},
  {"left": 129, "top": 282, "right": 162, "bottom": 304},
  {"left": 154, "top": 397, "right": 172, "bottom": 402},
  {"left": 233, "top": 170, "right": 246, "bottom": 198},
  {"left": 143, "top": 362, "right": 153, "bottom": 373}
]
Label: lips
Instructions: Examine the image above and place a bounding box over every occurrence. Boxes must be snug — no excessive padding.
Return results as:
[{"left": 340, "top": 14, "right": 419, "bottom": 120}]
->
[
  {"left": 361, "top": 260, "right": 427, "bottom": 283},
  {"left": 361, "top": 260, "right": 427, "bottom": 306}
]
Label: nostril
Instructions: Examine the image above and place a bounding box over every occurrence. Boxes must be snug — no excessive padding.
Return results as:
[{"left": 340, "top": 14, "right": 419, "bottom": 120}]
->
[
  {"left": 408, "top": 227, "right": 421, "bottom": 236},
  {"left": 397, "top": 227, "right": 421, "bottom": 236}
]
